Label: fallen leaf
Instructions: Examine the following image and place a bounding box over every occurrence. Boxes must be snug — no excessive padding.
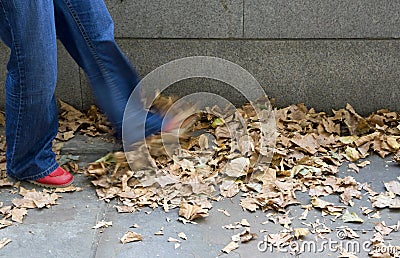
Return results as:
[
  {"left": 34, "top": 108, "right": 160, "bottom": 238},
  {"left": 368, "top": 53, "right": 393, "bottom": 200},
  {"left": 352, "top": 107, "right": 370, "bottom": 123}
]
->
[
  {"left": 374, "top": 221, "right": 394, "bottom": 236},
  {"left": 240, "top": 197, "right": 259, "bottom": 212},
  {"left": 240, "top": 218, "right": 251, "bottom": 227},
  {"left": 92, "top": 220, "right": 112, "bottom": 229},
  {"left": 179, "top": 201, "right": 209, "bottom": 221},
  {"left": 293, "top": 228, "right": 310, "bottom": 239},
  {"left": 178, "top": 232, "right": 187, "bottom": 240},
  {"left": 54, "top": 185, "right": 82, "bottom": 193},
  {"left": 265, "top": 232, "right": 293, "bottom": 248},
  {"left": 11, "top": 208, "right": 27, "bottom": 223},
  {"left": 120, "top": 231, "right": 142, "bottom": 244},
  {"left": 0, "top": 238, "right": 11, "bottom": 249},
  {"left": 345, "top": 147, "right": 361, "bottom": 162},
  {"left": 0, "top": 178, "right": 13, "bottom": 187},
  {"left": 357, "top": 160, "right": 371, "bottom": 168},
  {"left": 115, "top": 206, "right": 136, "bottom": 213},
  {"left": 217, "top": 209, "right": 231, "bottom": 217},
  {"left": 221, "top": 241, "right": 239, "bottom": 254},
  {"left": 342, "top": 210, "right": 364, "bottom": 223},
  {"left": 167, "top": 237, "right": 181, "bottom": 243},
  {"left": 0, "top": 219, "right": 12, "bottom": 229},
  {"left": 348, "top": 163, "right": 359, "bottom": 173},
  {"left": 384, "top": 181, "right": 400, "bottom": 195},
  {"left": 239, "top": 228, "right": 257, "bottom": 243},
  {"left": 223, "top": 157, "right": 250, "bottom": 178}
]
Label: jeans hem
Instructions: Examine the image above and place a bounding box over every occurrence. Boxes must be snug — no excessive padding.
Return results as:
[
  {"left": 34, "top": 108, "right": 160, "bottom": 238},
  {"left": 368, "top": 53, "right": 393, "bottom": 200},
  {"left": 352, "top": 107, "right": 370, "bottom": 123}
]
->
[{"left": 9, "top": 163, "right": 59, "bottom": 181}]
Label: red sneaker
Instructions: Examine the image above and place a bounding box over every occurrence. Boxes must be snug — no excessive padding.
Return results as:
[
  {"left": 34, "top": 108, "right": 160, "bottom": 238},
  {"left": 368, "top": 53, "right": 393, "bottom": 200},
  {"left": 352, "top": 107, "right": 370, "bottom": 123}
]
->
[{"left": 30, "top": 167, "right": 74, "bottom": 188}]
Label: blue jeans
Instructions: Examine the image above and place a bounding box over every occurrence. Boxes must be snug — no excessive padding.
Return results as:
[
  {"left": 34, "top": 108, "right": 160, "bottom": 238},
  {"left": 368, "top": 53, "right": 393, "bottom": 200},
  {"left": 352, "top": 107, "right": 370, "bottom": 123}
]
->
[{"left": 0, "top": 0, "right": 163, "bottom": 180}]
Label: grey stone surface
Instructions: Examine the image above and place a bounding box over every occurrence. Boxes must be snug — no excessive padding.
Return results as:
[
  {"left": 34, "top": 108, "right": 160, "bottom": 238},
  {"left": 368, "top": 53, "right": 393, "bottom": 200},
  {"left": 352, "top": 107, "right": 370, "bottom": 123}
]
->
[
  {"left": 0, "top": 174, "right": 106, "bottom": 258},
  {"left": 245, "top": 0, "right": 400, "bottom": 38},
  {"left": 55, "top": 42, "right": 82, "bottom": 109},
  {"left": 2, "top": 37, "right": 400, "bottom": 115},
  {"left": 1, "top": 142, "right": 400, "bottom": 258},
  {"left": 0, "top": 41, "right": 81, "bottom": 110},
  {"left": 105, "top": 0, "right": 243, "bottom": 38},
  {"left": 115, "top": 39, "right": 400, "bottom": 115}
]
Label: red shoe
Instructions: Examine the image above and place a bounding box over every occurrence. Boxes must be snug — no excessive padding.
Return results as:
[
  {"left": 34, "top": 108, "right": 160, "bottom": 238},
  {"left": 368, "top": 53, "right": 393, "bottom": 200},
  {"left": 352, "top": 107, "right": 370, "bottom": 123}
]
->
[{"left": 30, "top": 167, "right": 74, "bottom": 188}]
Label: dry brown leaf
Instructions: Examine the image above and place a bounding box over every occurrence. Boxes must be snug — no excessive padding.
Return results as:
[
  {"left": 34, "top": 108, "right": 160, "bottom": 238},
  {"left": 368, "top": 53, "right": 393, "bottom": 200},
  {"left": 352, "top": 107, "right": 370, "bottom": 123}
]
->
[
  {"left": 240, "top": 197, "right": 259, "bottom": 212},
  {"left": 178, "top": 201, "right": 209, "bottom": 221},
  {"left": 340, "top": 227, "right": 360, "bottom": 239},
  {"left": 348, "top": 163, "right": 359, "bottom": 173},
  {"left": 239, "top": 228, "right": 257, "bottom": 243},
  {"left": 265, "top": 232, "right": 293, "bottom": 248},
  {"left": 178, "top": 232, "right": 187, "bottom": 240},
  {"left": 384, "top": 181, "right": 400, "bottom": 195},
  {"left": 290, "top": 133, "right": 320, "bottom": 154},
  {"left": 0, "top": 219, "right": 12, "bottom": 229},
  {"left": 221, "top": 241, "right": 239, "bottom": 254},
  {"left": 223, "top": 157, "right": 250, "bottom": 178},
  {"left": 374, "top": 221, "right": 394, "bottom": 236},
  {"left": 54, "top": 185, "right": 82, "bottom": 193},
  {"left": 370, "top": 193, "right": 400, "bottom": 209},
  {"left": 293, "top": 227, "right": 310, "bottom": 239},
  {"left": 115, "top": 206, "right": 136, "bottom": 213},
  {"left": 11, "top": 208, "right": 27, "bottom": 223},
  {"left": 0, "top": 178, "right": 13, "bottom": 187},
  {"left": 217, "top": 209, "right": 231, "bottom": 217},
  {"left": 0, "top": 238, "right": 11, "bottom": 250},
  {"left": 120, "top": 231, "right": 142, "bottom": 244},
  {"left": 357, "top": 160, "right": 371, "bottom": 168},
  {"left": 92, "top": 220, "right": 112, "bottom": 229},
  {"left": 345, "top": 147, "right": 361, "bottom": 162},
  {"left": 167, "top": 237, "right": 181, "bottom": 243},
  {"left": 240, "top": 218, "right": 251, "bottom": 227}
]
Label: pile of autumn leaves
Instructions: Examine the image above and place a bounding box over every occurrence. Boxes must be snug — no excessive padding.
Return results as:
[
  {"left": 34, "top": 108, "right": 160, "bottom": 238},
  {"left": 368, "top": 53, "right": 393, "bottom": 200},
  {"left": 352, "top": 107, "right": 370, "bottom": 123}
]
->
[{"left": 2, "top": 99, "right": 400, "bottom": 255}]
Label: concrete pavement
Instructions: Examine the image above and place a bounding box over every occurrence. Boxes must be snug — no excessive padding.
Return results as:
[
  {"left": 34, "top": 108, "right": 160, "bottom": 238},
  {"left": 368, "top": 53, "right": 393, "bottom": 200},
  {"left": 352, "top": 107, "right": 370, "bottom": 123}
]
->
[{"left": 1, "top": 134, "right": 400, "bottom": 258}]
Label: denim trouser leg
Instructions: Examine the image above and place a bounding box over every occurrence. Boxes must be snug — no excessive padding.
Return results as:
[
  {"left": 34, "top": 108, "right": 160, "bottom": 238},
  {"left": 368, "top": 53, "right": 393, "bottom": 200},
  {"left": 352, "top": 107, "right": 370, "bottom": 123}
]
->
[
  {"left": 54, "top": 0, "right": 163, "bottom": 141},
  {"left": 0, "top": 1, "right": 59, "bottom": 180}
]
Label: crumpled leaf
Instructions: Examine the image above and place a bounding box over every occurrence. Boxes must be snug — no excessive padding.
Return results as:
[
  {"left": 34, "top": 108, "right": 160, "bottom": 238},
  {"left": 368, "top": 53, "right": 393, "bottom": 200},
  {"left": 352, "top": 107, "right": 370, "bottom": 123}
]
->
[
  {"left": 342, "top": 210, "right": 364, "bottom": 223},
  {"left": 178, "top": 232, "right": 187, "bottom": 240},
  {"left": 221, "top": 241, "right": 239, "bottom": 253},
  {"left": 384, "top": 181, "right": 400, "bottom": 195},
  {"left": 311, "top": 197, "right": 344, "bottom": 215},
  {"left": 223, "top": 157, "right": 250, "bottom": 178},
  {"left": 265, "top": 232, "right": 293, "bottom": 248},
  {"left": 120, "top": 231, "right": 142, "bottom": 243},
  {"left": 13, "top": 187, "right": 59, "bottom": 209},
  {"left": 0, "top": 178, "right": 13, "bottom": 187},
  {"left": 178, "top": 201, "right": 209, "bottom": 221},
  {"left": 293, "top": 227, "right": 310, "bottom": 239},
  {"left": 374, "top": 221, "right": 395, "bottom": 236},
  {"left": 239, "top": 228, "right": 257, "bottom": 243},
  {"left": 370, "top": 193, "right": 400, "bottom": 209},
  {"left": 11, "top": 208, "right": 27, "bottom": 223},
  {"left": 345, "top": 147, "right": 361, "bottom": 162},
  {"left": 240, "top": 197, "right": 259, "bottom": 212},
  {"left": 92, "top": 220, "right": 112, "bottom": 229},
  {"left": 0, "top": 238, "right": 11, "bottom": 250},
  {"left": 54, "top": 185, "right": 82, "bottom": 193}
]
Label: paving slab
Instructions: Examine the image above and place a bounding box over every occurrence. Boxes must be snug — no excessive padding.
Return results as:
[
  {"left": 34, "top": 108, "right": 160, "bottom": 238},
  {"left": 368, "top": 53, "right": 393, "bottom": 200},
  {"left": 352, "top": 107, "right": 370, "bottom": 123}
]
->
[
  {"left": 244, "top": 0, "right": 400, "bottom": 38},
  {"left": 0, "top": 172, "right": 106, "bottom": 258}
]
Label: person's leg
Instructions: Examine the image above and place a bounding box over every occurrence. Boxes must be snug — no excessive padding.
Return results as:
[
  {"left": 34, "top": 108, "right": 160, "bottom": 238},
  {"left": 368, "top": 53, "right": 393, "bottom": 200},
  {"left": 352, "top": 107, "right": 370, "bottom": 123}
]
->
[
  {"left": 0, "top": 0, "right": 61, "bottom": 180},
  {"left": 53, "top": 0, "right": 163, "bottom": 143}
]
